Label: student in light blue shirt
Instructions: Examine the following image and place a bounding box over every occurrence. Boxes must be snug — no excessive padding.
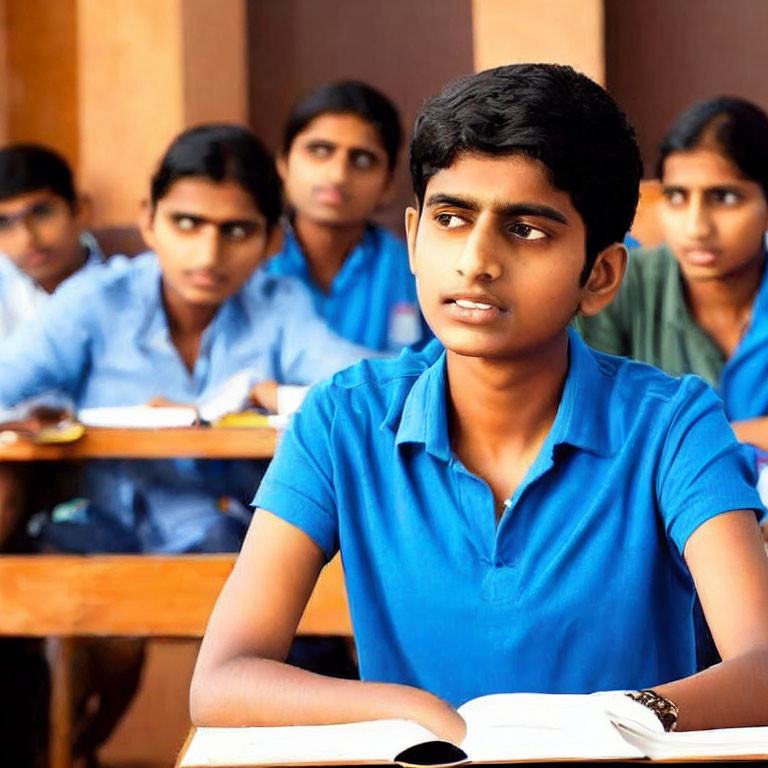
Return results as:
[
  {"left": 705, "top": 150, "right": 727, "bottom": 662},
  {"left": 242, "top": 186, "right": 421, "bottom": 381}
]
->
[
  {"left": 266, "top": 81, "right": 428, "bottom": 352},
  {"left": 0, "top": 144, "right": 107, "bottom": 338},
  {"left": 192, "top": 66, "right": 768, "bottom": 739},
  {"left": 0, "top": 124, "right": 370, "bottom": 554}
]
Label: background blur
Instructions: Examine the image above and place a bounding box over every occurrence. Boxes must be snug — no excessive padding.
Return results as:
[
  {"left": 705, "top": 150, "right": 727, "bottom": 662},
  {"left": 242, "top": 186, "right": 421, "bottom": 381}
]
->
[
  {"left": 1, "top": 1, "right": 765, "bottom": 765},
  {"left": 3, "top": 0, "right": 766, "bottom": 237}
]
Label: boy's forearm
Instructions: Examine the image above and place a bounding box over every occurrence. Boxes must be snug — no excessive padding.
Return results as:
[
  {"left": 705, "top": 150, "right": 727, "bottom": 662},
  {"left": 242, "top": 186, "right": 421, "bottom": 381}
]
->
[
  {"left": 655, "top": 649, "right": 768, "bottom": 730},
  {"left": 731, "top": 416, "right": 768, "bottom": 451},
  {"left": 190, "top": 655, "right": 465, "bottom": 742}
]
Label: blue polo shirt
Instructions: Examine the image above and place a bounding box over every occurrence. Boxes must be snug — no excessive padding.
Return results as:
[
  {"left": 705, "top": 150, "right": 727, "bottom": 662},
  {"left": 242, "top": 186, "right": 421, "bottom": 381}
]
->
[
  {"left": 265, "top": 223, "right": 429, "bottom": 352},
  {"left": 255, "top": 329, "right": 761, "bottom": 706}
]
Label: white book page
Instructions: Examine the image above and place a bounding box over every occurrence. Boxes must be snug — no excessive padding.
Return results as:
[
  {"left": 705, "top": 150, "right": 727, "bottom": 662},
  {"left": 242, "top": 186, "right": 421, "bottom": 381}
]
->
[
  {"left": 458, "top": 693, "right": 646, "bottom": 761},
  {"left": 179, "top": 720, "right": 440, "bottom": 767},
  {"left": 78, "top": 405, "right": 198, "bottom": 428},
  {"left": 613, "top": 719, "right": 768, "bottom": 759}
]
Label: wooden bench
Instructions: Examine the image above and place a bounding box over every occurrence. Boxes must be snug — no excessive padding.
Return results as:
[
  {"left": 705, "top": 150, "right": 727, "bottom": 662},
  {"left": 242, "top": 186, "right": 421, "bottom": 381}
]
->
[{"left": 0, "top": 553, "right": 351, "bottom": 768}]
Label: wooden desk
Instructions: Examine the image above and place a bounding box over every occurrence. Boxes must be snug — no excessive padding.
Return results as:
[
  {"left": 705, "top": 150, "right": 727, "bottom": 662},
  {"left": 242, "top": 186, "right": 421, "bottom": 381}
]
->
[
  {"left": 0, "top": 425, "right": 278, "bottom": 461},
  {"left": 0, "top": 554, "right": 351, "bottom": 768}
]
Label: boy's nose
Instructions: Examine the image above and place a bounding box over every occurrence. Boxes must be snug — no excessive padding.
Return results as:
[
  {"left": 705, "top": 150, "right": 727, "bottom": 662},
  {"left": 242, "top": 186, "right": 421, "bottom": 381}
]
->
[
  {"left": 326, "top": 154, "right": 351, "bottom": 184},
  {"left": 193, "top": 225, "right": 224, "bottom": 267},
  {"left": 12, "top": 219, "right": 40, "bottom": 252},
  {"left": 457, "top": 225, "right": 502, "bottom": 282}
]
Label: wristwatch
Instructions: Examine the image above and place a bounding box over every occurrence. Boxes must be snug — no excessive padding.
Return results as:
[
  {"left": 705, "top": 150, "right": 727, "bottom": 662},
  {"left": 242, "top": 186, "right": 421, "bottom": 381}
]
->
[{"left": 625, "top": 688, "right": 679, "bottom": 732}]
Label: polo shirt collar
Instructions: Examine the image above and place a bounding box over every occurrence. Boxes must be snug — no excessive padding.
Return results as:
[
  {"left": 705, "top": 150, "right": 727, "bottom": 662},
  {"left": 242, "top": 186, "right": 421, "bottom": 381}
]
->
[{"left": 393, "top": 329, "right": 619, "bottom": 461}]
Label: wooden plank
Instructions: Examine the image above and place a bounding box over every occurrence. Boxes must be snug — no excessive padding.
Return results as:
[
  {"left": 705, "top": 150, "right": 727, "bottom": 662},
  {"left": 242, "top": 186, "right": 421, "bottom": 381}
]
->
[
  {"left": 0, "top": 425, "right": 278, "bottom": 461},
  {"left": 0, "top": 554, "right": 351, "bottom": 637}
]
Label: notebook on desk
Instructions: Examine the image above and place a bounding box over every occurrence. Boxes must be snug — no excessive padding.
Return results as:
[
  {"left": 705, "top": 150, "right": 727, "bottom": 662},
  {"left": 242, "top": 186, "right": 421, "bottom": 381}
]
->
[{"left": 176, "top": 691, "right": 768, "bottom": 766}]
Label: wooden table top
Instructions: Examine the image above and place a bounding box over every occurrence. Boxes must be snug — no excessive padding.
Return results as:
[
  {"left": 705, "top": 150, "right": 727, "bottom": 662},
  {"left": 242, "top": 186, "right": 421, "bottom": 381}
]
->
[{"left": 0, "top": 425, "right": 278, "bottom": 461}]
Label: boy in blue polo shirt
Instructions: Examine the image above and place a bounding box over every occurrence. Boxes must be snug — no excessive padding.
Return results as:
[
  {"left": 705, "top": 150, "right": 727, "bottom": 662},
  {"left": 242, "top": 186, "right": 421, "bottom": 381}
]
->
[
  {"left": 191, "top": 66, "right": 768, "bottom": 739},
  {"left": 266, "top": 81, "right": 429, "bottom": 352}
]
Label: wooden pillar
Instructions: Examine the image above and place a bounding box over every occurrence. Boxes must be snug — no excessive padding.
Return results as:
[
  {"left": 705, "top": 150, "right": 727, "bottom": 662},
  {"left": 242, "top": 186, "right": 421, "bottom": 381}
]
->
[
  {"left": 0, "top": 0, "right": 8, "bottom": 145},
  {"left": 1, "top": 0, "right": 78, "bottom": 164},
  {"left": 471, "top": 0, "right": 605, "bottom": 84},
  {"left": 76, "top": 0, "right": 248, "bottom": 227}
]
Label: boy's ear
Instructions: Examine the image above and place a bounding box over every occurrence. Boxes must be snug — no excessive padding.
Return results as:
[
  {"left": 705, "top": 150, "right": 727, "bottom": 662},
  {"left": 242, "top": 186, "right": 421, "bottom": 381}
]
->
[
  {"left": 404, "top": 205, "right": 419, "bottom": 275},
  {"left": 578, "top": 243, "right": 627, "bottom": 317},
  {"left": 138, "top": 199, "right": 156, "bottom": 250},
  {"left": 74, "top": 194, "right": 92, "bottom": 230}
]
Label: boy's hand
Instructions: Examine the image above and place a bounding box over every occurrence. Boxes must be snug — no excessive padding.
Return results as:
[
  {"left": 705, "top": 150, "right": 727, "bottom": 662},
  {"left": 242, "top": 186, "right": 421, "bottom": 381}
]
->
[
  {"left": 250, "top": 380, "right": 279, "bottom": 414},
  {"left": 402, "top": 687, "right": 467, "bottom": 743}
]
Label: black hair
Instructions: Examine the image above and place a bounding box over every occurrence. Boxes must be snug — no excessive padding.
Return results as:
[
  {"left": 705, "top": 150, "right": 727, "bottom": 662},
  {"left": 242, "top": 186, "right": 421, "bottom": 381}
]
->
[
  {"left": 0, "top": 144, "right": 77, "bottom": 208},
  {"left": 409, "top": 64, "right": 643, "bottom": 280},
  {"left": 656, "top": 97, "right": 768, "bottom": 199},
  {"left": 282, "top": 81, "right": 402, "bottom": 172},
  {"left": 150, "top": 124, "right": 282, "bottom": 228}
]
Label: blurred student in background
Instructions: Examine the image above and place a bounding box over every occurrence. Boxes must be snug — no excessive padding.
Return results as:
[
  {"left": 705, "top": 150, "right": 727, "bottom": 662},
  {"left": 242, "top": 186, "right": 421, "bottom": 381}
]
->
[
  {"left": 0, "top": 144, "right": 108, "bottom": 768},
  {"left": 576, "top": 97, "right": 768, "bottom": 456},
  {"left": 0, "top": 144, "right": 105, "bottom": 336},
  {"left": 0, "top": 145, "right": 107, "bottom": 547},
  {"left": 266, "top": 80, "right": 429, "bottom": 352},
  {"left": 0, "top": 123, "right": 371, "bottom": 556},
  {"left": 0, "top": 123, "right": 371, "bottom": 766}
]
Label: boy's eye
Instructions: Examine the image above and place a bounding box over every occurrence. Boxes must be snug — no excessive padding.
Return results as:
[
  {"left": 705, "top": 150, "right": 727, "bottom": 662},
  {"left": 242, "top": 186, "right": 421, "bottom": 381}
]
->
[
  {"left": 306, "top": 142, "right": 333, "bottom": 159},
  {"left": 509, "top": 222, "right": 546, "bottom": 240},
  {"left": 349, "top": 150, "right": 378, "bottom": 170},
  {"left": 174, "top": 215, "right": 199, "bottom": 232},
  {"left": 710, "top": 189, "right": 741, "bottom": 205},
  {"left": 435, "top": 212, "right": 466, "bottom": 229},
  {"left": 662, "top": 188, "right": 686, "bottom": 206},
  {"left": 29, "top": 201, "right": 58, "bottom": 220},
  {"left": 221, "top": 222, "right": 255, "bottom": 240}
]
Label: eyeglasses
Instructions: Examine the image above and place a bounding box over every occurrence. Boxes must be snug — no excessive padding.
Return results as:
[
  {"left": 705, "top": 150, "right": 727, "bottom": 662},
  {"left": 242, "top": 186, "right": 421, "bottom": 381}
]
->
[{"left": 0, "top": 200, "right": 66, "bottom": 234}]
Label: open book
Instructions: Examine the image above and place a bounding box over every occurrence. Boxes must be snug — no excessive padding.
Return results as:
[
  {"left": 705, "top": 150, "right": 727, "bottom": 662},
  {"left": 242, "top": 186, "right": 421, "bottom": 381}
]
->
[
  {"left": 178, "top": 691, "right": 768, "bottom": 766},
  {"left": 78, "top": 405, "right": 198, "bottom": 428}
]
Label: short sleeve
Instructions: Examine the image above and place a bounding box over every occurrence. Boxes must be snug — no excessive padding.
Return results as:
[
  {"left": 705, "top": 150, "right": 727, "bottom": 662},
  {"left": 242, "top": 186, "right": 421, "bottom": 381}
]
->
[
  {"left": 657, "top": 376, "right": 763, "bottom": 554},
  {"left": 253, "top": 381, "right": 340, "bottom": 560}
]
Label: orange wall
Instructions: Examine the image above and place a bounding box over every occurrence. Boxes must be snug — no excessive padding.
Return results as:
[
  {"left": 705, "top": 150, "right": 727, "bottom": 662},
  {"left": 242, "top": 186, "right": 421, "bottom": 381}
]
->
[
  {"left": 0, "top": 0, "right": 7, "bottom": 144},
  {"left": 77, "top": 0, "right": 185, "bottom": 226},
  {"left": 181, "top": 0, "right": 248, "bottom": 127},
  {"left": 4, "top": 0, "right": 78, "bottom": 166},
  {"left": 471, "top": 0, "right": 605, "bottom": 84}
]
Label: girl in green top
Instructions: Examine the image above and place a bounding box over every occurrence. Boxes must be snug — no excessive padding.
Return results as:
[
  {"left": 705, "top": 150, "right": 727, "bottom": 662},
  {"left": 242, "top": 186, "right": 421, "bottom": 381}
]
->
[{"left": 577, "top": 97, "right": 768, "bottom": 453}]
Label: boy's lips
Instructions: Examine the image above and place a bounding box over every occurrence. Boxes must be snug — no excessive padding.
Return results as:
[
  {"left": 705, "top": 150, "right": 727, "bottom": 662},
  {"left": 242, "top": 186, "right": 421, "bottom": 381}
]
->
[
  {"left": 443, "top": 292, "right": 506, "bottom": 323},
  {"left": 185, "top": 269, "right": 226, "bottom": 288},
  {"left": 23, "top": 249, "right": 52, "bottom": 269},
  {"left": 312, "top": 186, "right": 347, "bottom": 205}
]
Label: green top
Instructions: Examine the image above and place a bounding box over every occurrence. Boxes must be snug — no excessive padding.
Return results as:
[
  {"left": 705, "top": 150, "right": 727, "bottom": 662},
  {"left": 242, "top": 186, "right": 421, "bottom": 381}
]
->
[{"left": 573, "top": 245, "right": 726, "bottom": 388}]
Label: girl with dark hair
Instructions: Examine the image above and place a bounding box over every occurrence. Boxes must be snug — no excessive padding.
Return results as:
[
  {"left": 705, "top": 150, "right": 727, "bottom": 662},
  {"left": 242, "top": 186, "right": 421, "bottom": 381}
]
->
[
  {"left": 577, "top": 97, "right": 768, "bottom": 457},
  {"left": 266, "top": 81, "right": 429, "bottom": 352}
]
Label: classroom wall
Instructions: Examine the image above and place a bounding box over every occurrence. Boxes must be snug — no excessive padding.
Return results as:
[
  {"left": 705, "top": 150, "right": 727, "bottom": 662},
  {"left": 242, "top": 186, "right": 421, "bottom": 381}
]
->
[
  {"left": 247, "top": 0, "right": 475, "bottom": 234},
  {"left": 605, "top": 0, "right": 768, "bottom": 175},
  {"left": 2, "top": 0, "right": 79, "bottom": 167},
  {"left": 0, "top": 0, "right": 8, "bottom": 145},
  {"left": 472, "top": 0, "right": 605, "bottom": 84}
]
